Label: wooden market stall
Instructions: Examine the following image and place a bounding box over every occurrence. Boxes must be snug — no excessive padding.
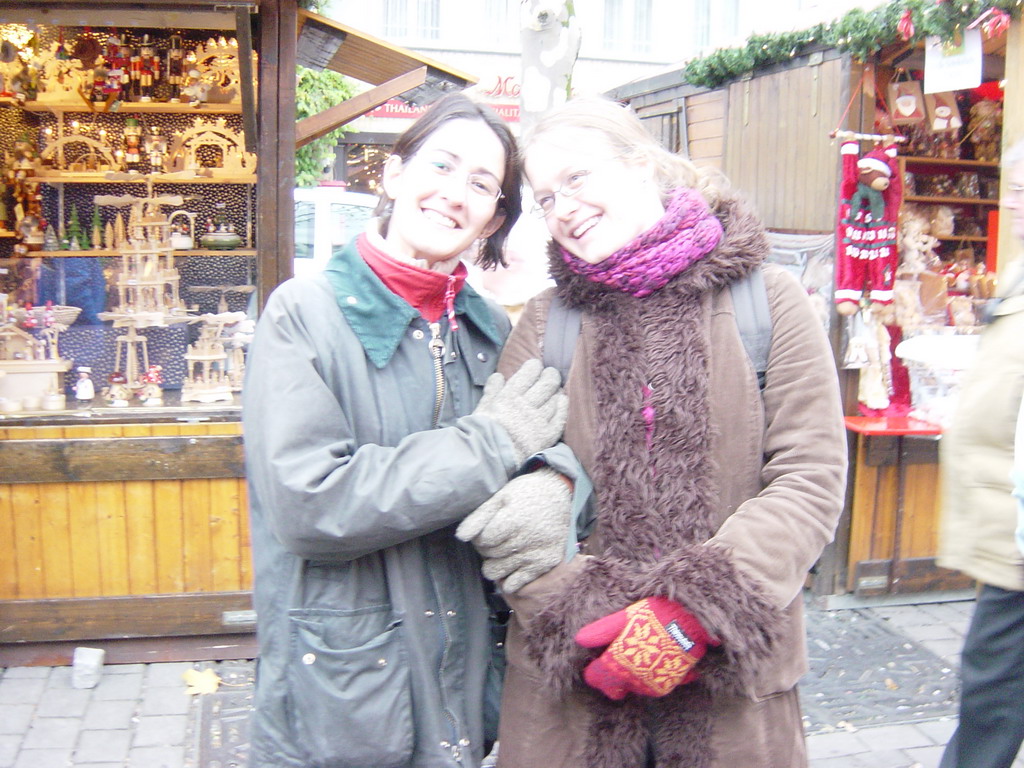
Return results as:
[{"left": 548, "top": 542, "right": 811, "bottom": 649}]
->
[
  {"left": 0, "top": 0, "right": 473, "bottom": 665},
  {"left": 608, "top": 20, "right": 1022, "bottom": 600}
]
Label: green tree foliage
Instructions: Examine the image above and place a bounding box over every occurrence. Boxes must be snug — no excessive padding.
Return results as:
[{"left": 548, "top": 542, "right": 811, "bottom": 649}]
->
[
  {"left": 684, "top": 0, "right": 1020, "bottom": 90},
  {"left": 295, "top": 66, "right": 358, "bottom": 187}
]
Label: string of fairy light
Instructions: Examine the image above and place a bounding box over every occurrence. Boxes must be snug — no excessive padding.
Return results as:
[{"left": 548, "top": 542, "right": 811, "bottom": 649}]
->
[{"left": 682, "top": 0, "right": 1022, "bottom": 90}]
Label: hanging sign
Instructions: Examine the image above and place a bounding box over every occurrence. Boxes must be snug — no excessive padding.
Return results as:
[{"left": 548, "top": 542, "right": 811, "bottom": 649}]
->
[{"left": 923, "top": 28, "right": 982, "bottom": 94}]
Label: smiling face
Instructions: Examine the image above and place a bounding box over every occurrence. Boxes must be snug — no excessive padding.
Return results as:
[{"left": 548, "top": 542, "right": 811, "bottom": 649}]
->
[
  {"left": 524, "top": 128, "right": 665, "bottom": 264},
  {"left": 381, "top": 118, "right": 507, "bottom": 266}
]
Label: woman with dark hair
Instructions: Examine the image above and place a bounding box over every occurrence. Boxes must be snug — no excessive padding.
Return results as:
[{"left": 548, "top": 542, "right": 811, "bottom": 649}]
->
[{"left": 243, "top": 92, "right": 566, "bottom": 768}]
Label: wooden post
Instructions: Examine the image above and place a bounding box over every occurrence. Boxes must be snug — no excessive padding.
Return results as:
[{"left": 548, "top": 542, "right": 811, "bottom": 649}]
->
[
  {"left": 999, "top": 20, "right": 1024, "bottom": 276},
  {"left": 255, "top": 0, "right": 297, "bottom": 309}
]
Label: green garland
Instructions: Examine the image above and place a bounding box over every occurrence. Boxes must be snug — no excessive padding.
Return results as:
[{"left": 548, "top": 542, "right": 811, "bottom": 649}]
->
[
  {"left": 684, "top": 0, "right": 1021, "bottom": 89},
  {"left": 295, "top": 65, "right": 357, "bottom": 188}
]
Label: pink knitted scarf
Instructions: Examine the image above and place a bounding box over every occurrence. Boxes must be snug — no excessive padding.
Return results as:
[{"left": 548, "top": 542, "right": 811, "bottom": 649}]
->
[{"left": 559, "top": 187, "right": 723, "bottom": 297}]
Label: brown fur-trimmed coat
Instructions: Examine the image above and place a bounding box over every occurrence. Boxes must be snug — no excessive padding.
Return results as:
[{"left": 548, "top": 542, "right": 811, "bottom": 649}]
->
[{"left": 494, "top": 197, "right": 847, "bottom": 768}]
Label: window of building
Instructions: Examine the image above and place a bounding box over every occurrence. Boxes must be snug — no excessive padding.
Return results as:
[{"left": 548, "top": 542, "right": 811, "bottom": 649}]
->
[{"left": 602, "top": 0, "right": 653, "bottom": 56}]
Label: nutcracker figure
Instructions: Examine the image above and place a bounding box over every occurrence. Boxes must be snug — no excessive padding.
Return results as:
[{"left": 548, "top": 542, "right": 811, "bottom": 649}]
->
[
  {"left": 123, "top": 117, "right": 142, "bottom": 167},
  {"left": 131, "top": 34, "right": 160, "bottom": 102},
  {"left": 166, "top": 33, "right": 186, "bottom": 102},
  {"left": 105, "top": 35, "right": 132, "bottom": 101}
]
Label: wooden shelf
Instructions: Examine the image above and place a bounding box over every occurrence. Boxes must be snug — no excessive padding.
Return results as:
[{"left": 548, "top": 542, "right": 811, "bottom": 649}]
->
[
  {"left": 934, "top": 235, "right": 988, "bottom": 243},
  {"left": 20, "top": 101, "right": 242, "bottom": 115},
  {"left": 33, "top": 173, "right": 256, "bottom": 185},
  {"left": 32, "top": 249, "right": 257, "bottom": 258},
  {"left": 903, "top": 195, "right": 999, "bottom": 206},
  {"left": 902, "top": 156, "right": 999, "bottom": 169}
]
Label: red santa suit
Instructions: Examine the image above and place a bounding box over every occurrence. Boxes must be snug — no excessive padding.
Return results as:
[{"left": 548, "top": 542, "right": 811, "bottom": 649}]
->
[{"left": 834, "top": 141, "right": 902, "bottom": 310}]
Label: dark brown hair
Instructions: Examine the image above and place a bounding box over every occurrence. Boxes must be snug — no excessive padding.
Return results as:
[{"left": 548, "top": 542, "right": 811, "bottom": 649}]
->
[{"left": 373, "top": 92, "right": 521, "bottom": 269}]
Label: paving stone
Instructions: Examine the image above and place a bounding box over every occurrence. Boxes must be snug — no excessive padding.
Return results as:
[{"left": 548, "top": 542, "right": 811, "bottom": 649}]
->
[
  {"left": 35, "top": 687, "right": 92, "bottom": 718},
  {"left": 75, "top": 729, "right": 131, "bottom": 763},
  {"left": 0, "top": 705, "right": 33, "bottom": 736},
  {"left": 806, "top": 731, "right": 871, "bottom": 760},
  {"left": 0, "top": 679, "right": 45, "bottom": 706},
  {"left": 139, "top": 687, "right": 192, "bottom": 716},
  {"left": 81, "top": 699, "right": 136, "bottom": 730},
  {"left": 133, "top": 715, "right": 188, "bottom": 747},
  {"left": 105, "top": 664, "right": 145, "bottom": 676},
  {"left": 91, "top": 671, "right": 143, "bottom": 702},
  {"left": 0, "top": 735, "right": 20, "bottom": 768},
  {"left": 905, "top": 744, "right": 946, "bottom": 768},
  {"left": 849, "top": 723, "right": 933, "bottom": 751},
  {"left": 21, "top": 716, "right": 79, "bottom": 749},
  {"left": 914, "top": 717, "right": 958, "bottom": 745},
  {"left": 0, "top": 668, "right": 49, "bottom": 680},
  {"left": 12, "top": 748, "right": 73, "bottom": 768},
  {"left": 47, "top": 666, "right": 72, "bottom": 689},
  {"left": 145, "top": 663, "right": 194, "bottom": 688},
  {"left": 127, "top": 744, "right": 185, "bottom": 768}
]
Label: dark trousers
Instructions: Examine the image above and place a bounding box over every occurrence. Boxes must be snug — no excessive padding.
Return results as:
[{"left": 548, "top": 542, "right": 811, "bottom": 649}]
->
[{"left": 940, "top": 584, "right": 1024, "bottom": 768}]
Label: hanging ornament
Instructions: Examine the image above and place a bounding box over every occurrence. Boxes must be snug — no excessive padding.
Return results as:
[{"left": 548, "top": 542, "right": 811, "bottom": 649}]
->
[
  {"left": 898, "top": 8, "right": 915, "bottom": 41},
  {"left": 982, "top": 9, "right": 1011, "bottom": 39}
]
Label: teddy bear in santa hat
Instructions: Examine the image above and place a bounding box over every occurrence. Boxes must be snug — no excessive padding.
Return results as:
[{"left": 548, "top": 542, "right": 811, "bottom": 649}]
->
[{"left": 834, "top": 136, "right": 903, "bottom": 315}]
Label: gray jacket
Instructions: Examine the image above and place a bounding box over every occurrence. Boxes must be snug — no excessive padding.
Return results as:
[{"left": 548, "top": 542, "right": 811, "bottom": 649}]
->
[{"left": 243, "top": 241, "right": 516, "bottom": 768}]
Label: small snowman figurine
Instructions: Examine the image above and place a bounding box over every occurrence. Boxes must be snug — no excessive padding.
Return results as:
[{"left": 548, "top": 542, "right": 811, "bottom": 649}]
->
[{"left": 73, "top": 366, "right": 95, "bottom": 401}]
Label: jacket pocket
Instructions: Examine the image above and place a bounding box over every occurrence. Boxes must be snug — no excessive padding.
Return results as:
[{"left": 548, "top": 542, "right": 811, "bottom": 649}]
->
[{"left": 288, "top": 609, "right": 413, "bottom": 768}]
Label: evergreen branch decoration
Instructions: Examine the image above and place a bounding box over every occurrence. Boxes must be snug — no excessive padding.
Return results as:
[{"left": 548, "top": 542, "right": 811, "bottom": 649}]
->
[{"left": 682, "top": 0, "right": 1020, "bottom": 90}]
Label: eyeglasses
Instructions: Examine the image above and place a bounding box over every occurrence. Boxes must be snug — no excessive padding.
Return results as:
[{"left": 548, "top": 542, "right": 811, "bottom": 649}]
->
[
  {"left": 411, "top": 152, "right": 504, "bottom": 203},
  {"left": 531, "top": 170, "right": 592, "bottom": 217}
]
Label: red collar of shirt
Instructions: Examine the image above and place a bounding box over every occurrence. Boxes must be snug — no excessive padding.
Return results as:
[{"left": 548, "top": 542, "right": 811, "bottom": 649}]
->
[{"left": 356, "top": 233, "right": 468, "bottom": 325}]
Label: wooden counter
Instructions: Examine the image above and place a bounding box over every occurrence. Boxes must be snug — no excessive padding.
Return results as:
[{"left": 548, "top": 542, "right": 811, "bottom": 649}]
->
[
  {"left": 0, "top": 400, "right": 254, "bottom": 666},
  {"left": 844, "top": 416, "right": 973, "bottom": 597}
]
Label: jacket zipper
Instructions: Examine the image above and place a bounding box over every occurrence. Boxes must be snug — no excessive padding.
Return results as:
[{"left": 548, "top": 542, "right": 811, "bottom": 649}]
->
[{"left": 429, "top": 322, "right": 446, "bottom": 428}]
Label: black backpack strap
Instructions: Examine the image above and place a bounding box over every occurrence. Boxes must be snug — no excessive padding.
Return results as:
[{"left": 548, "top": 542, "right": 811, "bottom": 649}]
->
[
  {"left": 729, "top": 266, "right": 773, "bottom": 390},
  {"left": 543, "top": 294, "right": 583, "bottom": 385}
]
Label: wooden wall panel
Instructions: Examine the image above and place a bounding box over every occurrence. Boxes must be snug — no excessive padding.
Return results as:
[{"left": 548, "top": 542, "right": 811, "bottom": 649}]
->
[
  {"left": 686, "top": 90, "right": 726, "bottom": 170},
  {"left": 724, "top": 56, "right": 847, "bottom": 232},
  {"left": 0, "top": 421, "right": 250, "bottom": 602}
]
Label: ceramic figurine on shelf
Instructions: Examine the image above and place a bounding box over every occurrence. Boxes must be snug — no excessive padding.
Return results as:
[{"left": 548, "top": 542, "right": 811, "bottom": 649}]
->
[
  {"left": 166, "top": 34, "right": 186, "bottom": 102},
  {"left": 73, "top": 366, "right": 95, "bottom": 401}
]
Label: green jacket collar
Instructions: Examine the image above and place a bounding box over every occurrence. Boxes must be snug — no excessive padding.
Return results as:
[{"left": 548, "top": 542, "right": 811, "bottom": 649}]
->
[{"left": 323, "top": 239, "right": 503, "bottom": 368}]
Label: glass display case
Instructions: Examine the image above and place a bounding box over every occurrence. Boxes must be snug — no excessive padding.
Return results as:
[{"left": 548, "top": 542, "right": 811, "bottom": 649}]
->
[{"left": 0, "top": 19, "right": 257, "bottom": 416}]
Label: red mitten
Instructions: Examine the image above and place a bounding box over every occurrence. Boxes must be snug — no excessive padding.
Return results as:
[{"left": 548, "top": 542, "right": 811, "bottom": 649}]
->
[{"left": 575, "top": 596, "right": 718, "bottom": 700}]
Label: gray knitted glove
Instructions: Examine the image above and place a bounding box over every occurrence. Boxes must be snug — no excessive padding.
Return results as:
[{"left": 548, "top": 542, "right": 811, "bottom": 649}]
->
[
  {"left": 473, "top": 358, "right": 568, "bottom": 464},
  {"left": 456, "top": 467, "right": 572, "bottom": 594}
]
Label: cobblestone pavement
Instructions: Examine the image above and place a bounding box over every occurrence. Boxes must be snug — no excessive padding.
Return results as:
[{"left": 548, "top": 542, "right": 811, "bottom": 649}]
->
[{"left": 3, "top": 592, "right": 1024, "bottom": 768}]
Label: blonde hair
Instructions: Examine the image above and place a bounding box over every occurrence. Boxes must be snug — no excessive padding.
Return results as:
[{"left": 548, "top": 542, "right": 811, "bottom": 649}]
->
[{"left": 520, "top": 96, "right": 728, "bottom": 211}]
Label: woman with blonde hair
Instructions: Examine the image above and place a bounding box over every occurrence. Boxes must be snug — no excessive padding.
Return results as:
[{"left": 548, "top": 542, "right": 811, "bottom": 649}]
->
[{"left": 458, "top": 96, "right": 847, "bottom": 767}]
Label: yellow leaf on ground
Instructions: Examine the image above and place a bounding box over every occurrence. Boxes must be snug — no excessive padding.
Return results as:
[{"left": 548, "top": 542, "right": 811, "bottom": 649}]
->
[{"left": 183, "top": 667, "right": 222, "bottom": 696}]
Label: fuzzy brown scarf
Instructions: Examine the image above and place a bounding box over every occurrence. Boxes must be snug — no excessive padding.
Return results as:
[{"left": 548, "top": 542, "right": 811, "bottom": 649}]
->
[{"left": 526, "top": 195, "right": 785, "bottom": 768}]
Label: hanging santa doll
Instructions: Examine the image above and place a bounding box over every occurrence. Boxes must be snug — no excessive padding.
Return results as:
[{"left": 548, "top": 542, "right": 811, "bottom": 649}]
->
[{"left": 834, "top": 138, "right": 902, "bottom": 314}]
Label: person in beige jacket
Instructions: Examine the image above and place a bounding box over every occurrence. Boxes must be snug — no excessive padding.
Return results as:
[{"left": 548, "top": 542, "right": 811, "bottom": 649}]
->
[
  {"left": 458, "top": 96, "right": 847, "bottom": 768},
  {"left": 937, "top": 138, "right": 1024, "bottom": 768}
]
